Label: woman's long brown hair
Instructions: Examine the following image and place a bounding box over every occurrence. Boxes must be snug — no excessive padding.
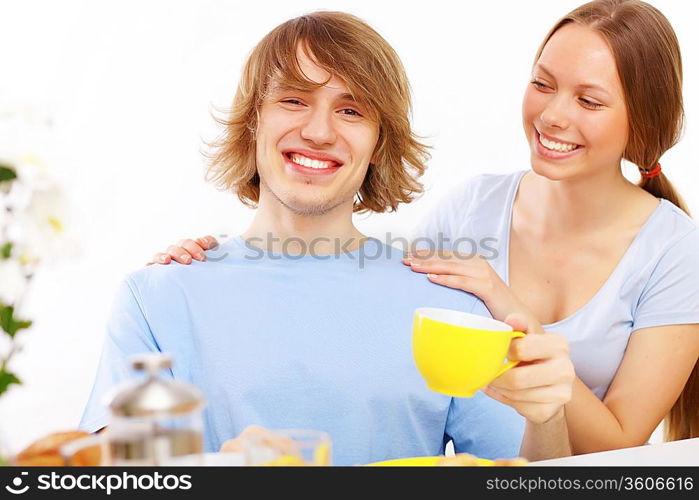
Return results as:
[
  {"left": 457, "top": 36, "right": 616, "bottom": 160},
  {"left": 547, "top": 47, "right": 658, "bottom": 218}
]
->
[{"left": 538, "top": 0, "right": 696, "bottom": 441}]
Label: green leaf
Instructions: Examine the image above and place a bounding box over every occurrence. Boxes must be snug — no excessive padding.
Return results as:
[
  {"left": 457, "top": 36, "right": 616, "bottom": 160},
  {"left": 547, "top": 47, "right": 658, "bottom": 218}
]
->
[
  {"left": 0, "top": 306, "right": 32, "bottom": 338},
  {"left": 0, "top": 165, "right": 17, "bottom": 182},
  {"left": 0, "top": 306, "right": 11, "bottom": 334},
  {"left": 0, "top": 370, "right": 21, "bottom": 395},
  {"left": 1, "top": 242, "right": 12, "bottom": 259}
]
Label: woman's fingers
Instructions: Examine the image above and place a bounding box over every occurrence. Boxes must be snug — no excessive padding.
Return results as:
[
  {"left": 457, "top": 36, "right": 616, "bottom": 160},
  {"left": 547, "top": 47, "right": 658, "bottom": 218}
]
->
[
  {"left": 482, "top": 387, "right": 565, "bottom": 424},
  {"left": 406, "top": 249, "right": 466, "bottom": 260},
  {"left": 149, "top": 236, "right": 217, "bottom": 266},
  {"left": 502, "top": 314, "right": 530, "bottom": 335},
  {"left": 403, "top": 255, "right": 486, "bottom": 276},
  {"left": 486, "top": 331, "right": 574, "bottom": 423},
  {"left": 195, "top": 235, "right": 219, "bottom": 250},
  {"left": 403, "top": 253, "right": 505, "bottom": 305},
  {"left": 426, "top": 273, "right": 485, "bottom": 295},
  {"left": 490, "top": 364, "right": 539, "bottom": 392},
  {"left": 148, "top": 253, "right": 172, "bottom": 266},
  {"left": 150, "top": 236, "right": 217, "bottom": 266},
  {"left": 166, "top": 245, "right": 194, "bottom": 264},
  {"left": 490, "top": 356, "right": 573, "bottom": 391},
  {"left": 507, "top": 333, "right": 570, "bottom": 363},
  {"left": 410, "top": 261, "right": 487, "bottom": 279},
  {"left": 484, "top": 382, "right": 571, "bottom": 405},
  {"left": 176, "top": 239, "right": 208, "bottom": 261}
]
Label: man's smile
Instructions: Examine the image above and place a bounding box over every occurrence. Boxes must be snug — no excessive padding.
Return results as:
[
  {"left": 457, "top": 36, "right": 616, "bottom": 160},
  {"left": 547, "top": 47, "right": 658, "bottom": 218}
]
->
[{"left": 282, "top": 149, "right": 344, "bottom": 176}]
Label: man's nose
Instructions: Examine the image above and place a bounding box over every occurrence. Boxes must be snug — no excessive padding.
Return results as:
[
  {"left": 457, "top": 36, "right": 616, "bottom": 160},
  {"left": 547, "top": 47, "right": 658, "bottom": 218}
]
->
[{"left": 300, "top": 107, "right": 337, "bottom": 145}]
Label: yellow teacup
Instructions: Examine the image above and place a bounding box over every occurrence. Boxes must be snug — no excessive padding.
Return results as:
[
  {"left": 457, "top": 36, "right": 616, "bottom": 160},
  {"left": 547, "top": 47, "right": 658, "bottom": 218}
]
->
[{"left": 412, "top": 308, "right": 525, "bottom": 397}]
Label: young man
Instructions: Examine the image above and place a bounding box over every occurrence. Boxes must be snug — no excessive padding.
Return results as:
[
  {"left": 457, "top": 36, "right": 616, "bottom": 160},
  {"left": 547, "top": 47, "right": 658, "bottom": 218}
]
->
[{"left": 80, "top": 11, "right": 573, "bottom": 466}]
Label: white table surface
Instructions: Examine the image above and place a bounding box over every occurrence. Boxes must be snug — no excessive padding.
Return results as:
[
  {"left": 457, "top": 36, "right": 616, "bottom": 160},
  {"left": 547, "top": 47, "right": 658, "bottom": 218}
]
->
[
  {"left": 198, "top": 438, "right": 699, "bottom": 466},
  {"left": 201, "top": 452, "right": 244, "bottom": 466},
  {"left": 531, "top": 438, "right": 699, "bottom": 466}
]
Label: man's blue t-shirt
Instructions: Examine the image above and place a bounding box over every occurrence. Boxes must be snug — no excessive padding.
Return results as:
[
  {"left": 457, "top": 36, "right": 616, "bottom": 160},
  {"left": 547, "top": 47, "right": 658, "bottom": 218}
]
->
[{"left": 80, "top": 237, "right": 525, "bottom": 465}]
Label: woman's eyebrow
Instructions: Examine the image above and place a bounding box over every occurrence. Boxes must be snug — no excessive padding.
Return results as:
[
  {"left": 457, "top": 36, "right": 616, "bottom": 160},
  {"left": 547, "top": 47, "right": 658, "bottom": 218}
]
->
[
  {"left": 575, "top": 83, "right": 612, "bottom": 98},
  {"left": 535, "top": 62, "right": 612, "bottom": 98},
  {"left": 534, "top": 62, "right": 556, "bottom": 79}
]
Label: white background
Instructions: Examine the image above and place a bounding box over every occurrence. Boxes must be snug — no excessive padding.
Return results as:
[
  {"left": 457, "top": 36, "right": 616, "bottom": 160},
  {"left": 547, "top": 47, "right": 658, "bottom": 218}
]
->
[{"left": 1, "top": 0, "right": 697, "bottom": 454}]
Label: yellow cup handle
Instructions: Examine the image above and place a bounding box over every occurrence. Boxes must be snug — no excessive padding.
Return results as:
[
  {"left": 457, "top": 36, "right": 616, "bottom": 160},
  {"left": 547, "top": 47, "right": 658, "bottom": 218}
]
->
[{"left": 493, "top": 330, "right": 526, "bottom": 379}]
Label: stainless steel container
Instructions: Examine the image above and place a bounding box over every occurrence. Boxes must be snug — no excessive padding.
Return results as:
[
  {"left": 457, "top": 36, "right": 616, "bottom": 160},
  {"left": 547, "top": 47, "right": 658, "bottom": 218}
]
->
[{"left": 63, "top": 353, "right": 206, "bottom": 465}]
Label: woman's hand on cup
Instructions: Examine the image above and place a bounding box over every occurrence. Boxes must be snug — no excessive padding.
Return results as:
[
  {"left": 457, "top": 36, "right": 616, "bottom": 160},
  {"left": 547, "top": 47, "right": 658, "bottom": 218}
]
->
[
  {"left": 483, "top": 314, "right": 575, "bottom": 424},
  {"left": 403, "top": 250, "right": 525, "bottom": 321},
  {"left": 147, "top": 236, "right": 219, "bottom": 266}
]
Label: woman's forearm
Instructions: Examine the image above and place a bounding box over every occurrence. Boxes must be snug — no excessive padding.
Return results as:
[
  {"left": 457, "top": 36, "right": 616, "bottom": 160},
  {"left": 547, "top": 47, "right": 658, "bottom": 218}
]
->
[
  {"left": 519, "top": 409, "right": 571, "bottom": 461},
  {"left": 565, "top": 377, "right": 647, "bottom": 454}
]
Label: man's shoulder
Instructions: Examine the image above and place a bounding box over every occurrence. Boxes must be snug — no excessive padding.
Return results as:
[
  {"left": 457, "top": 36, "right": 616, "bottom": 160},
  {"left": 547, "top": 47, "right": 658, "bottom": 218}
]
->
[
  {"left": 118, "top": 262, "right": 201, "bottom": 306},
  {"left": 124, "top": 238, "right": 245, "bottom": 296},
  {"left": 368, "top": 244, "right": 490, "bottom": 317}
]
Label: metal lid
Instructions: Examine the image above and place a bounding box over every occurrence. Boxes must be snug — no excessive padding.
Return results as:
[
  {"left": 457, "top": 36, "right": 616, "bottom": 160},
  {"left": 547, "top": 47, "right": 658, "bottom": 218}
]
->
[{"left": 108, "top": 353, "right": 205, "bottom": 418}]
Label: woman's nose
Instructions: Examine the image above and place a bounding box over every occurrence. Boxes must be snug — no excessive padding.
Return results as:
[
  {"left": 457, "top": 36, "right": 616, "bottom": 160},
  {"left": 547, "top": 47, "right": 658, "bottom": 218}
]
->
[{"left": 540, "top": 96, "right": 571, "bottom": 130}]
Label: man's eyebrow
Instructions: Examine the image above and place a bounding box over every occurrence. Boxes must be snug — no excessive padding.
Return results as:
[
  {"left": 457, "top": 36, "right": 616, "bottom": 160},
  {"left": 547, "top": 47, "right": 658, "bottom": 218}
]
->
[
  {"left": 268, "top": 83, "right": 312, "bottom": 94},
  {"left": 534, "top": 62, "right": 612, "bottom": 97},
  {"left": 268, "top": 85, "right": 361, "bottom": 103}
]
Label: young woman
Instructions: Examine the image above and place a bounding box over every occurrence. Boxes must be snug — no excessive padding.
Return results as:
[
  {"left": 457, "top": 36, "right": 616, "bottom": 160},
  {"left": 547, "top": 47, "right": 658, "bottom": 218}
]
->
[{"left": 151, "top": 0, "right": 699, "bottom": 453}]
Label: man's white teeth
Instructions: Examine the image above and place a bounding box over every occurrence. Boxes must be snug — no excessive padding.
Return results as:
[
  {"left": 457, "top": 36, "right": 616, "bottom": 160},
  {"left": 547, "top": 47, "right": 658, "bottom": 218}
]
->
[
  {"left": 290, "top": 154, "right": 334, "bottom": 169},
  {"left": 539, "top": 134, "right": 578, "bottom": 152}
]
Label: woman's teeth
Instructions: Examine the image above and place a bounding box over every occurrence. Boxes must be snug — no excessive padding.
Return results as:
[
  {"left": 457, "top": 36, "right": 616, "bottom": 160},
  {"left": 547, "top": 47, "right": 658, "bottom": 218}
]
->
[
  {"left": 290, "top": 154, "right": 335, "bottom": 169},
  {"left": 539, "top": 134, "right": 579, "bottom": 152}
]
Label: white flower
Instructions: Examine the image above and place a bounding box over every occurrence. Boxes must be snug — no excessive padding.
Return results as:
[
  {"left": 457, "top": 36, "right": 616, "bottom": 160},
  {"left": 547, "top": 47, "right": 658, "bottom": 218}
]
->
[
  {"left": 11, "top": 186, "right": 70, "bottom": 264},
  {"left": 0, "top": 259, "right": 28, "bottom": 305},
  {"left": 14, "top": 154, "right": 56, "bottom": 192},
  {"left": 0, "top": 205, "right": 8, "bottom": 229},
  {"left": 1, "top": 151, "right": 75, "bottom": 267},
  {"left": 1, "top": 157, "right": 32, "bottom": 215}
]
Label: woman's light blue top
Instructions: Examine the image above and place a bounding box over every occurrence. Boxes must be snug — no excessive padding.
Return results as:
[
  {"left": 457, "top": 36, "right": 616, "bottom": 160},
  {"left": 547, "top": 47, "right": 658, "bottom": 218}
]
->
[{"left": 413, "top": 171, "right": 699, "bottom": 399}]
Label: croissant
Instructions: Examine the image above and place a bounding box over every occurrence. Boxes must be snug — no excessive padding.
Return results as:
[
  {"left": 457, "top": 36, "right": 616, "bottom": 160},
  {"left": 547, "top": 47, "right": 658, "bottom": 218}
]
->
[{"left": 14, "top": 430, "right": 101, "bottom": 466}]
